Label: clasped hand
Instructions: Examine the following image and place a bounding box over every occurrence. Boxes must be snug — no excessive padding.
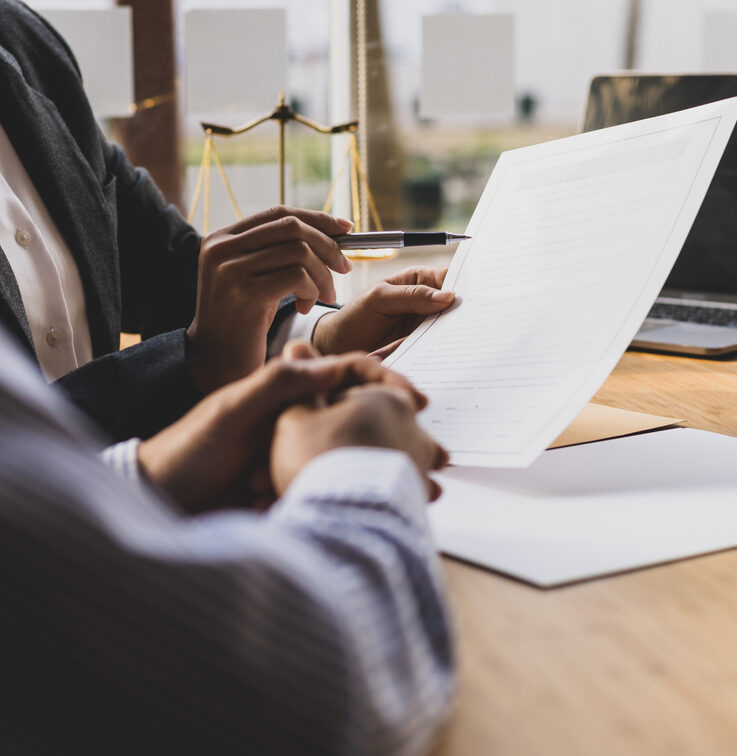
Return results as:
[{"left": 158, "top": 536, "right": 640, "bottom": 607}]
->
[{"left": 139, "top": 342, "right": 448, "bottom": 513}]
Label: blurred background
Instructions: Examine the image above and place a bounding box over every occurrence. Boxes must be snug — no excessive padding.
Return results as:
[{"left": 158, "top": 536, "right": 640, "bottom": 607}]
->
[{"left": 27, "top": 0, "right": 737, "bottom": 296}]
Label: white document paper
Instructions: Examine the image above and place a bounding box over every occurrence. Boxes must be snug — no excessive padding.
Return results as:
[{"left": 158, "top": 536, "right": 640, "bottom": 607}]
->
[
  {"left": 39, "top": 9, "right": 134, "bottom": 118},
  {"left": 431, "top": 428, "right": 737, "bottom": 587},
  {"left": 385, "top": 98, "right": 737, "bottom": 467},
  {"left": 420, "top": 14, "right": 515, "bottom": 120}
]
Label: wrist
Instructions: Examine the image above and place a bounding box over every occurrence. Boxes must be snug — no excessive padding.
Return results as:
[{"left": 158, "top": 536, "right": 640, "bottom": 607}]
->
[
  {"left": 136, "top": 387, "right": 244, "bottom": 514},
  {"left": 275, "top": 447, "right": 430, "bottom": 527},
  {"left": 185, "top": 323, "right": 214, "bottom": 395},
  {"left": 186, "top": 321, "right": 269, "bottom": 394},
  {"left": 137, "top": 433, "right": 173, "bottom": 493},
  {"left": 311, "top": 309, "right": 339, "bottom": 354}
]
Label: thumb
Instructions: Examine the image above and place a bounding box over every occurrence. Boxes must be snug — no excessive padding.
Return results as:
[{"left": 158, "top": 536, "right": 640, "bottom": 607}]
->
[
  {"left": 370, "top": 282, "right": 455, "bottom": 316},
  {"left": 252, "top": 353, "right": 382, "bottom": 413},
  {"left": 248, "top": 352, "right": 426, "bottom": 419},
  {"left": 283, "top": 339, "right": 320, "bottom": 360},
  {"left": 369, "top": 337, "right": 406, "bottom": 360}
]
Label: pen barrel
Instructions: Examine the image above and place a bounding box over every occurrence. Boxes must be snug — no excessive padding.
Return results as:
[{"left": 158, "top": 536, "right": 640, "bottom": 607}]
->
[
  {"left": 334, "top": 230, "right": 463, "bottom": 249},
  {"left": 335, "top": 232, "right": 403, "bottom": 250},
  {"left": 403, "top": 232, "right": 448, "bottom": 247}
]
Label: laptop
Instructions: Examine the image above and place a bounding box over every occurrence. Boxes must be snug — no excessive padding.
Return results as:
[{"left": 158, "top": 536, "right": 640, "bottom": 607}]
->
[{"left": 582, "top": 74, "right": 737, "bottom": 356}]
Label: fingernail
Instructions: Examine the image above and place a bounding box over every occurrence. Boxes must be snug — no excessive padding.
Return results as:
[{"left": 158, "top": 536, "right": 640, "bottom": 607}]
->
[
  {"left": 431, "top": 290, "right": 454, "bottom": 302},
  {"left": 337, "top": 218, "right": 354, "bottom": 231},
  {"left": 342, "top": 255, "right": 353, "bottom": 272}
]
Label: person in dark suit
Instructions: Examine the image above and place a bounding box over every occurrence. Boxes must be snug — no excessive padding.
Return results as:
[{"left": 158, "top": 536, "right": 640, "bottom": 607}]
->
[{"left": 0, "top": 0, "right": 455, "bottom": 441}]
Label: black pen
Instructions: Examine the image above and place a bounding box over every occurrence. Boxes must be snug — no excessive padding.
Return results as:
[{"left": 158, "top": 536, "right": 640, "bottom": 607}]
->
[{"left": 334, "top": 231, "right": 471, "bottom": 250}]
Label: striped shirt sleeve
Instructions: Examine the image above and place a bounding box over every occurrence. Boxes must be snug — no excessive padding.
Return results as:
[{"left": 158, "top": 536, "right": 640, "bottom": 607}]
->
[{"left": 100, "top": 438, "right": 141, "bottom": 480}]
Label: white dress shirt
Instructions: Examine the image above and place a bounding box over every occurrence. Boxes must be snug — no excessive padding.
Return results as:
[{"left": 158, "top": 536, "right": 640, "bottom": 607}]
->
[{"left": 0, "top": 123, "right": 93, "bottom": 381}]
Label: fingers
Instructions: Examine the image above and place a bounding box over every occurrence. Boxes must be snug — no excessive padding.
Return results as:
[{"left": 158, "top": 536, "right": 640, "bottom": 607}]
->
[
  {"left": 341, "top": 383, "right": 418, "bottom": 414},
  {"left": 383, "top": 265, "right": 448, "bottom": 290},
  {"left": 207, "top": 214, "right": 352, "bottom": 312},
  {"left": 282, "top": 340, "right": 320, "bottom": 360},
  {"left": 413, "top": 430, "right": 448, "bottom": 503},
  {"left": 267, "top": 375, "right": 447, "bottom": 502},
  {"left": 427, "top": 478, "right": 443, "bottom": 502},
  {"left": 224, "top": 240, "right": 338, "bottom": 306},
  {"left": 225, "top": 349, "right": 429, "bottom": 446},
  {"left": 225, "top": 205, "right": 353, "bottom": 238},
  {"left": 369, "top": 337, "right": 407, "bottom": 360},
  {"left": 246, "top": 354, "right": 369, "bottom": 413},
  {"left": 243, "top": 219, "right": 351, "bottom": 275},
  {"left": 429, "top": 445, "right": 449, "bottom": 500},
  {"left": 214, "top": 209, "right": 353, "bottom": 275},
  {"left": 340, "top": 385, "right": 448, "bottom": 501},
  {"left": 239, "top": 265, "right": 321, "bottom": 313},
  {"left": 320, "top": 355, "right": 428, "bottom": 410},
  {"left": 367, "top": 281, "right": 455, "bottom": 316},
  {"left": 188, "top": 206, "right": 355, "bottom": 394},
  {"left": 433, "top": 443, "right": 450, "bottom": 470},
  {"left": 418, "top": 430, "right": 448, "bottom": 476},
  {"left": 256, "top": 351, "right": 427, "bottom": 413}
]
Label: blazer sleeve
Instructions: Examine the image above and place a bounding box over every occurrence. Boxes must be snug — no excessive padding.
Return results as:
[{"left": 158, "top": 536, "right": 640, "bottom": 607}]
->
[
  {"left": 102, "top": 138, "right": 202, "bottom": 340},
  {"left": 54, "top": 328, "right": 201, "bottom": 441},
  {"left": 55, "top": 305, "right": 297, "bottom": 442}
]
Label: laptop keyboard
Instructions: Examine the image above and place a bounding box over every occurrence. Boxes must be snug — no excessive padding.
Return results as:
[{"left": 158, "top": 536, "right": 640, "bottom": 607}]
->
[{"left": 648, "top": 301, "right": 737, "bottom": 328}]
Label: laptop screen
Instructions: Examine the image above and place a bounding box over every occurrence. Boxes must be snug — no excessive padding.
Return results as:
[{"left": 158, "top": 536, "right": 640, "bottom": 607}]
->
[{"left": 582, "top": 74, "right": 737, "bottom": 296}]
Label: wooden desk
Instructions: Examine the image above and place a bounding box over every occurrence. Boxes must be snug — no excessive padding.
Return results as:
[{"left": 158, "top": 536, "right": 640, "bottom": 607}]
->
[{"left": 436, "top": 350, "right": 737, "bottom": 756}]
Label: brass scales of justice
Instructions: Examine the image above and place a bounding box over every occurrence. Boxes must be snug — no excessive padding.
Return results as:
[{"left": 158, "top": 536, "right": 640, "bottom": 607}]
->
[{"left": 187, "top": 92, "right": 395, "bottom": 261}]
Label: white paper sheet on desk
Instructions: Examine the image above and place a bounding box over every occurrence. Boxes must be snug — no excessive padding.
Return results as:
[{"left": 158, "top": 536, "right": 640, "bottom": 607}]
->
[
  {"left": 385, "top": 98, "right": 737, "bottom": 467},
  {"left": 431, "top": 428, "right": 737, "bottom": 587}
]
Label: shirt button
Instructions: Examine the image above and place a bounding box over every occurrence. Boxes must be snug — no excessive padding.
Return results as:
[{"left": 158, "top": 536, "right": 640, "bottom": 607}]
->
[
  {"left": 45, "top": 326, "right": 62, "bottom": 348},
  {"left": 15, "top": 228, "right": 31, "bottom": 248}
]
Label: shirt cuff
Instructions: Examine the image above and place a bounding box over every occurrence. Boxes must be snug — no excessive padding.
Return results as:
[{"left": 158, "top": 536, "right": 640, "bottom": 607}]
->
[
  {"left": 100, "top": 438, "right": 142, "bottom": 481},
  {"left": 274, "top": 447, "right": 432, "bottom": 533},
  {"left": 267, "top": 306, "right": 336, "bottom": 358}
]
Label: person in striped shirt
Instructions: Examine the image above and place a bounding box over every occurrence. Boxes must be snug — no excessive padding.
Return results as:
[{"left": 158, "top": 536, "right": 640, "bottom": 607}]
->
[{"left": 0, "top": 325, "right": 455, "bottom": 755}]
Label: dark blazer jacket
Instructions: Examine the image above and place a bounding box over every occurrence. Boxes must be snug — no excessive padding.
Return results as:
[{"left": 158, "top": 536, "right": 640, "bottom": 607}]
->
[{"left": 0, "top": 0, "right": 294, "bottom": 440}]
